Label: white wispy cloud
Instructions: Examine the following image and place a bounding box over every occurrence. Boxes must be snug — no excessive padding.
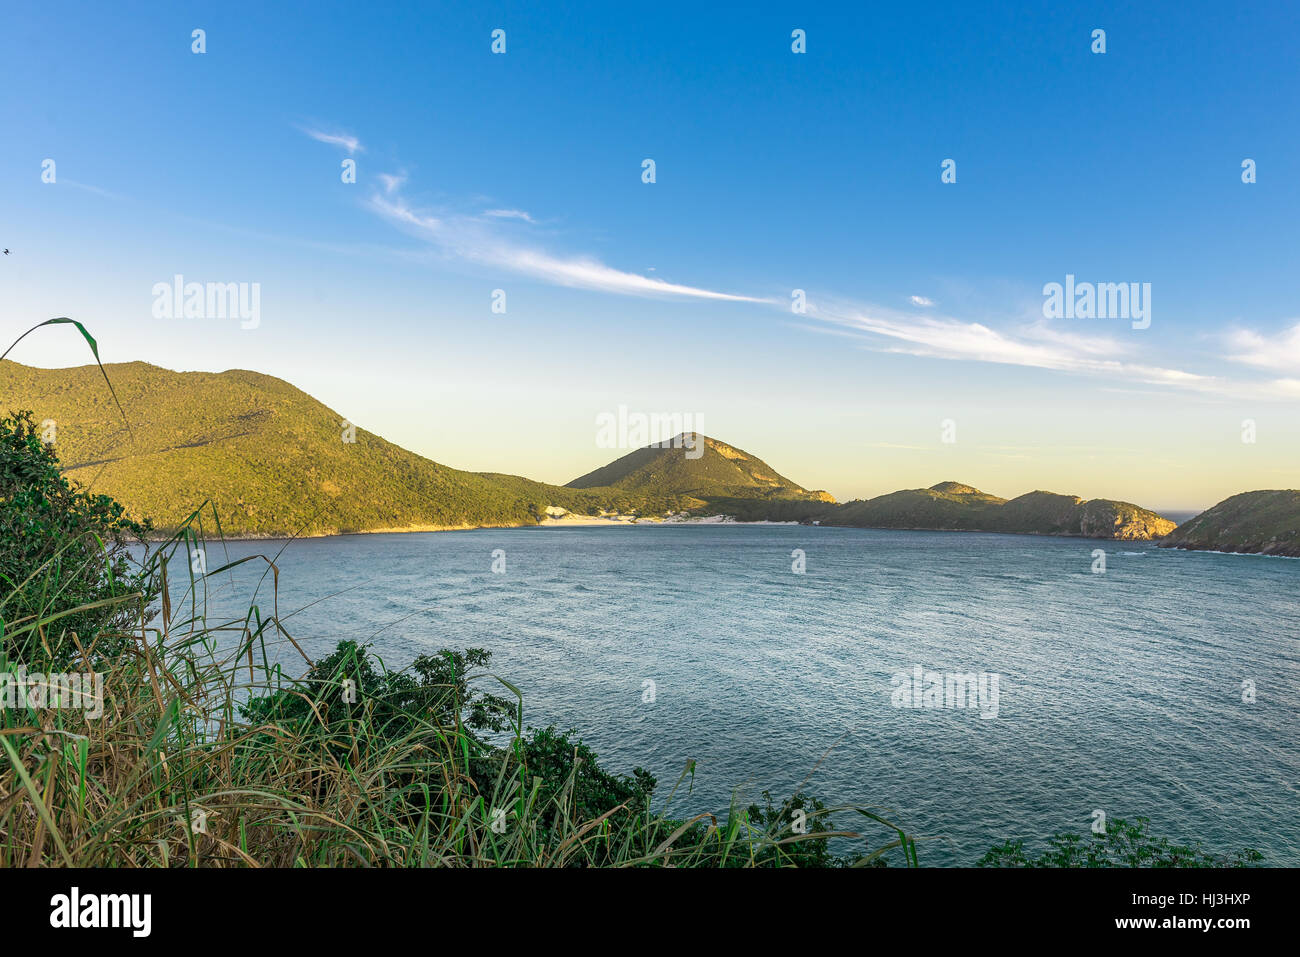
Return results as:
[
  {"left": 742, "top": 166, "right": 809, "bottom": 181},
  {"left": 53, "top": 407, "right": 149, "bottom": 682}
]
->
[
  {"left": 345, "top": 134, "right": 1299, "bottom": 402},
  {"left": 810, "top": 299, "right": 1132, "bottom": 372},
  {"left": 806, "top": 298, "right": 1300, "bottom": 401},
  {"left": 1224, "top": 321, "right": 1300, "bottom": 372},
  {"left": 483, "top": 208, "right": 536, "bottom": 224},
  {"left": 370, "top": 194, "right": 768, "bottom": 303},
  {"left": 300, "top": 126, "right": 364, "bottom": 154}
]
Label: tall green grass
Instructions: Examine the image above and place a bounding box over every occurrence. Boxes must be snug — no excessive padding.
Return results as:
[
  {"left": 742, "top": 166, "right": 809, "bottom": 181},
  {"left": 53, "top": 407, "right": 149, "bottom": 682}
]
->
[
  {"left": 4, "top": 321, "right": 1261, "bottom": 869},
  {"left": 0, "top": 512, "right": 916, "bottom": 867},
  {"left": 0, "top": 320, "right": 913, "bottom": 867}
]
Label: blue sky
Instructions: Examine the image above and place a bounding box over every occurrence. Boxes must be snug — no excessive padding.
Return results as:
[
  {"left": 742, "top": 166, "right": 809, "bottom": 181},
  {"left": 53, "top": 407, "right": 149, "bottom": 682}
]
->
[{"left": 2, "top": 0, "right": 1298, "bottom": 509}]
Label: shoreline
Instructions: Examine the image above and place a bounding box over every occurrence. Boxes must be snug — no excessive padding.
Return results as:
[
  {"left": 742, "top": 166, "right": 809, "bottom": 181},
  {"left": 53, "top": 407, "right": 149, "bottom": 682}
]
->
[
  {"left": 138, "top": 516, "right": 1297, "bottom": 559},
  {"left": 143, "top": 513, "right": 806, "bottom": 543},
  {"left": 142, "top": 515, "right": 1195, "bottom": 547},
  {"left": 1154, "top": 542, "right": 1300, "bottom": 560}
]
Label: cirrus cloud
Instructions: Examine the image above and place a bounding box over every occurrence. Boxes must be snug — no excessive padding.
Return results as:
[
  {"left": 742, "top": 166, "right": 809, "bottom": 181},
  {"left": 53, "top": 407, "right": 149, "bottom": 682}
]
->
[
  {"left": 299, "top": 126, "right": 364, "bottom": 154},
  {"left": 370, "top": 193, "right": 768, "bottom": 303},
  {"left": 804, "top": 298, "right": 1300, "bottom": 401}
]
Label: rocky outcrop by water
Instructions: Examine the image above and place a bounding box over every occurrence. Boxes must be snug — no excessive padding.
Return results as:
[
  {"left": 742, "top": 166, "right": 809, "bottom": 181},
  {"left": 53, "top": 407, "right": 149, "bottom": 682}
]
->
[{"left": 1158, "top": 490, "right": 1300, "bottom": 557}]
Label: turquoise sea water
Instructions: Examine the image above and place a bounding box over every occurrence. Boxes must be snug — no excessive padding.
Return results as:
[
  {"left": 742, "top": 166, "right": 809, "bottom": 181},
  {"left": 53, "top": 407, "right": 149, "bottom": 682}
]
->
[{"left": 186, "top": 524, "right": 1300, "bottom": 866}]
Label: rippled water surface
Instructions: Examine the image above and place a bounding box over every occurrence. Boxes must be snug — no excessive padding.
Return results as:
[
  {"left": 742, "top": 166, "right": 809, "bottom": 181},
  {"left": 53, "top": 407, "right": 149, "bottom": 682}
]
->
[{"left": 186, "top": 525, "right": 1300, "bottom": 865}]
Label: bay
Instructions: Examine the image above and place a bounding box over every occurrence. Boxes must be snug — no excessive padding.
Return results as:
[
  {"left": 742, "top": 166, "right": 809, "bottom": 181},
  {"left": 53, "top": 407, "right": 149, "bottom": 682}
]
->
[{"left": 179, "top": 524, "right": 1300, "bottom": 866}]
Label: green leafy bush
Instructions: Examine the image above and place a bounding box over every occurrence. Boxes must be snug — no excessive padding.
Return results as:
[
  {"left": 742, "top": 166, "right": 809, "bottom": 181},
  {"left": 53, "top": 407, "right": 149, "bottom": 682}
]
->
[
  {"left": 0, "top": 409, "right": 154, "bottom": 663},
  {"left": 238, "top": 637, "right": 878, "bottom": 867},
  {"left": 0, "top": 379, "right": 1263, "bottom": 869},
  {"left": 978, "top": 817, "right": 1263, "bottom": 867}
]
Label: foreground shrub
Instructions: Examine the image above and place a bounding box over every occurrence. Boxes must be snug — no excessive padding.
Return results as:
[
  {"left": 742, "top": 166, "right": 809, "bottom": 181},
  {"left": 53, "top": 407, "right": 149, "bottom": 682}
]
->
[
  {"left": 0, "top": 400, "right": 1260, "bottom": 868},
  {"left": 0, "top": 409, "right": 154, "bottom": 664},
  {"left": 978, "top": 818, "right": 1263, "bottom": 868}
]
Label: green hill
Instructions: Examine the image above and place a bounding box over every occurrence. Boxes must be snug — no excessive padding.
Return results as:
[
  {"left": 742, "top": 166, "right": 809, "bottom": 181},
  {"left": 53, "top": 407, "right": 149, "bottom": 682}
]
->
[
  {"left": 566, "top": 434, "right": 836, "bottom": 508},
  {"left": 0, "top": 361, "right": 1183, "bottom": 542},
  {"left": 832, "top": 482, "right": 1005, "bottom": 530},
  {"left": 778, "top": 482, "right": 1175, "bottom": 540},
  {"left": 1157, "top": 490, "right": 1300, "bottom": 557},
  {"left": 993, "top": 491, "right": 1177, "bottom": 540},
  {"left": 0, "top": 361, "right": 684, "bottom": 536}
]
